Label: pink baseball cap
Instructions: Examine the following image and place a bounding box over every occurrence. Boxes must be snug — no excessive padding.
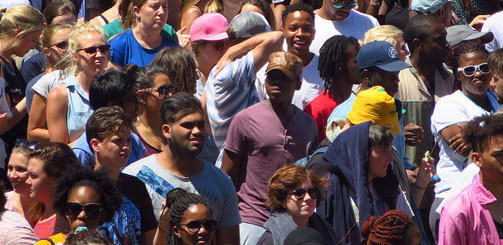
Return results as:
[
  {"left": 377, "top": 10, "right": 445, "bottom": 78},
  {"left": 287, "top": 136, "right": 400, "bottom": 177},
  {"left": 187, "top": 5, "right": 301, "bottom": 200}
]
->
[{"left": 190, "top": 13, "right": 229, "bottom": 42}]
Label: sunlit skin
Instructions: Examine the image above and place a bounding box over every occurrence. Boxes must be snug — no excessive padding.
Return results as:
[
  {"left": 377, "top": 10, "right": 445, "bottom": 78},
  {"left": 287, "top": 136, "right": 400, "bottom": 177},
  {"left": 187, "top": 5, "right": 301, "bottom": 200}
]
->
[
  {"left": 74, "top": 32, "right": 109, "bottom": 75},
  {"left": 283, "top": 10, "right": 315, "bottom": 64},
  {"left": 490, "top": 73, "right": 503, "bottom": 102},
  {"left": 13, "top": 29, "right": 44, "bottom": 57},
  {"left": 65, "top": 186, "right": 104, "bottom": 233},
  {"left": 7, "top": 153, "right": 31, "bottom": 194},
  {"left": 135, "top": 0, "right": 169, "bottom": 31},
  {"left": 93, "top": 126, "right": 132, "bottom": 170},
  {"left": 174, "top": 204, "right": 214, "bottom": 244},
  {"left": 368, "top": 145, "right": 394, "bottom": 183},
  {"left": 283, "top": 181, "right": 317, "bottom": 226},
  {"left": 318, "top": 0, "right": 356, "bottom": 21},
  {"left": 27, "top": 158, "right": 55, "bottom": 204}
]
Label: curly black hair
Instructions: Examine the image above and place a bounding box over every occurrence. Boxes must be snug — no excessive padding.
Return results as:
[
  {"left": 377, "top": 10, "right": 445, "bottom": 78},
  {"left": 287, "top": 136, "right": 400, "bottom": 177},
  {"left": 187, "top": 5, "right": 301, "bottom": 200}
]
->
[
  {"left": 463, "top": 113, "right": 503, "bottom": 153},
  {"left": 52, "top": 167, "right": 122, "bottom": 224}
]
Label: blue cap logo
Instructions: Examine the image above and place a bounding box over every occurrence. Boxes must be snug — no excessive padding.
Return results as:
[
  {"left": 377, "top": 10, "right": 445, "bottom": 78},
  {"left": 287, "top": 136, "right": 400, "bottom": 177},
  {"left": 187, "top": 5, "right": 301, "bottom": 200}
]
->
[{"left": 388, "top": 47, "right": 398, "bottom": 59}]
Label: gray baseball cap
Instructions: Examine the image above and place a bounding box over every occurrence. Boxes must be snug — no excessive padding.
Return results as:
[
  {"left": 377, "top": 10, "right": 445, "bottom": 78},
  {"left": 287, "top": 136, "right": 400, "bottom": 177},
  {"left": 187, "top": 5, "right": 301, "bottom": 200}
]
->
[
  {"left": 229, "top": 12, "right": 271, "bottom": 39},
  {"left": 446, "top": 25, "right": 494, "bottom": 48}
]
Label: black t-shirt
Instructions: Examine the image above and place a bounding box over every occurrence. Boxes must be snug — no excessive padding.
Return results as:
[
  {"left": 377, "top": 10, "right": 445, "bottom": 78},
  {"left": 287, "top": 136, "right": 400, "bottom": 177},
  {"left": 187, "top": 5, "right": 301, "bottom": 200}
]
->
[
  {"left": 383, "top": 0, "right": 410, "bottom": 31},
  {"left": 494, "top": 219, "right": 503, "bottom": 239},
  {"left": 117, "top": 173, "right": 158, "bottom": 233}
]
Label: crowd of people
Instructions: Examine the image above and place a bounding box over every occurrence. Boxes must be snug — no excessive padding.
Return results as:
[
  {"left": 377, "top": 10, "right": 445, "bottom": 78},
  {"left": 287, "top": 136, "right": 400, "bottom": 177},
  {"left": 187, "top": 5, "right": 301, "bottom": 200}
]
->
[{"left": 1, "top": 0, "right": 503, "bottom": 244}]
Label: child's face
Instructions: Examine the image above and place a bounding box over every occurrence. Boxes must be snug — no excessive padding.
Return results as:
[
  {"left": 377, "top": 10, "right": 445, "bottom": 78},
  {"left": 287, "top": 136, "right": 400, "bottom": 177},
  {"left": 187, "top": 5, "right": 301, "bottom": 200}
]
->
[
  {"left": 490, "top": 73, "right": 503, "bottom": 101},
  {"left": 97, "top": 126, "right": 132, "bottom": 169},
  {"left": 474, "top": 134, "right": 503, "bottom": 187}
]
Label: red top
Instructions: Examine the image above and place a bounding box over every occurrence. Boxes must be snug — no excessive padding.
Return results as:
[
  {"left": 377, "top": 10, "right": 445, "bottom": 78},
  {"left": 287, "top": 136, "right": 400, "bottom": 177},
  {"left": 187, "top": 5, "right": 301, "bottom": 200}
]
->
[
  {"left": 304, "top": 91, "right": 340, "bottom": 142},
  {"left": 33, "top": 214, "right": 57, "bottom": 239}
]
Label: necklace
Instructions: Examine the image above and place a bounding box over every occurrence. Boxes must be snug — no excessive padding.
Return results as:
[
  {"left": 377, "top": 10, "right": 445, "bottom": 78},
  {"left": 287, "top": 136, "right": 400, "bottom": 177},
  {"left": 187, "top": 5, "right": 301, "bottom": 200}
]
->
[{"left": 138, "top": 118, "right": 165, "bottom": 149}]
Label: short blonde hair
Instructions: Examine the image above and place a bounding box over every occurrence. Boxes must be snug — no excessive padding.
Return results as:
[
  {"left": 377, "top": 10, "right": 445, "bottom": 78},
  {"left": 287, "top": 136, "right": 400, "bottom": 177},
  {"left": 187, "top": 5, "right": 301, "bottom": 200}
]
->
[
  {"left": 0, "top": 5, "right": 46, "bottom": 39},
  {"left": 57, "top": 22, "right": 106, "bottom": 77},
  {"left": 364, "top": 25, "right": 403, "bottom": 47}
]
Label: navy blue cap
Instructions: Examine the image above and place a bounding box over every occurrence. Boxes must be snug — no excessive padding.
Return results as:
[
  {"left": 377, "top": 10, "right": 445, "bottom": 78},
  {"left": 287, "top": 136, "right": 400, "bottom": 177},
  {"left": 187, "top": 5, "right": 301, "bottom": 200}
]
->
[{"left": 357, "top": 41, "right": 411, "bottom": 72}]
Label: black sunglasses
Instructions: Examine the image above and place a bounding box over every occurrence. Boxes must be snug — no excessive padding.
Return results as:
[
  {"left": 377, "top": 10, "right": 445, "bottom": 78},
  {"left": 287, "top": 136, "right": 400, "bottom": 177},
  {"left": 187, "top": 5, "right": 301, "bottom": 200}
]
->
[
  {"left": 52, "top": 40, "right": 68, "bottom": 49},
  {"left": 14, "top": 139, "right": 40, "bottom": 150},
  {"left": 136, "top": 85, "right": 175, "bottom": 97},
  {"left": 77, "top": 44, "right": 110, "bottom": 55},
  {"left": 289, "top": 188, "right": 320, "bottom": 200},
  {"left": 65, "top": 202, "right": 103, "bottom": 218},
  {"left": 180, "top": 219, "right": 218, "bottom": 233}
]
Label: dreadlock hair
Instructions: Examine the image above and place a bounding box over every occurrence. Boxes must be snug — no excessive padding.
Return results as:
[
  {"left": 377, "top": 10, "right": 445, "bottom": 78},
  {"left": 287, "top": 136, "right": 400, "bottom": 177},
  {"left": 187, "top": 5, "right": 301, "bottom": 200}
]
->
[
  {"left": 449, "top": 40, "right": 488, "bottom": 90},
  {"left": 166, "top": 188, "right": 213, "bottom": 245},
  {"left": 360, "top": 210, "right": 414, "bottom": 245},
  {"left": 52, "top": 167, "right": 122, "bottom": 227},
  {"left": 463, "top": 113, "right": 503, "bottom": 153},
  {"left": 318, "top": 35, "right": 360, "bottom": 96}
]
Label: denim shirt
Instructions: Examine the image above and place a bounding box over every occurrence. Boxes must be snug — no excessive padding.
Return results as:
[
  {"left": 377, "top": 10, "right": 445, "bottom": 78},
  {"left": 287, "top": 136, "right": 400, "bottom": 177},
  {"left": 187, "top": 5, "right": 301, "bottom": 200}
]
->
[{"left": 65, "top": 76, "right": 93, "bottom": 142}]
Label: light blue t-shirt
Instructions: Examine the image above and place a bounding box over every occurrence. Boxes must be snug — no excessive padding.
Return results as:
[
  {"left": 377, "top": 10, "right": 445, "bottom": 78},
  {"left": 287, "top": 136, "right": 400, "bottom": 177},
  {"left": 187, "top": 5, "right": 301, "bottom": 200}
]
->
[
  {"left": 205, "top": 51, "right": 259, "bottom": 149},
  {"left": 72, "top": 131, "right": 147, "bottom": 168},
  {"left": 66, "top": 76, "right": 93, "bottom": 142},
  {"left": 122, "top": 155, "right": 241, "bottom": 227},
  {"left": 109, "top": 29, "right": 178, "bottom": 68}
]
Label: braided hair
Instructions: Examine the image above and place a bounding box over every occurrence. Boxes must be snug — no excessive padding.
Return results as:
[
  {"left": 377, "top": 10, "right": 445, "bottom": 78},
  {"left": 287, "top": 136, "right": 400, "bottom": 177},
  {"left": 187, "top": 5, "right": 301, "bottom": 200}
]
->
[
  {"left": 360, "top": 210, "right": 414, "bottom": 245},
  {"left": 318, "top": 35, "right": 360, "bottom": 96},
  {"left": 166, "top": 188, "right": 213, "bottom": 245},
  {"left": 449, "top": 40, "right": 488, "bottom": 91}
]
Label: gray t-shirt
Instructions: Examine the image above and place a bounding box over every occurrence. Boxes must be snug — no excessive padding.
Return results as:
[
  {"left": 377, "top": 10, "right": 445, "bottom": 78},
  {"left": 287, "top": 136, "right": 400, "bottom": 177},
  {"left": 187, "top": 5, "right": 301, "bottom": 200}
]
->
[{"left": 122, "top": 154, "right": 241, "bottom": 228}]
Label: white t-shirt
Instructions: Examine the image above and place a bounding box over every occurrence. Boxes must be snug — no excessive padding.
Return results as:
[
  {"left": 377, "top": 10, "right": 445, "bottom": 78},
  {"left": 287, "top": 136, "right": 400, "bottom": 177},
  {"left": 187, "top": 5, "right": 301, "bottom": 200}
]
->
[
  {"left": 481, "top": 11, "right": 503, "bottom": 52},
  {"left": 255, "top": 55, "right": 324, "bottom": 109},
  {"left": 310, "top": 10, "right": 379, "bottom": 55},
  {"left": 431, "top": 90, "right": 500, "bottom": 198},
  {"left": 31, "top": 70, "right": 64, "bottom": 99}
]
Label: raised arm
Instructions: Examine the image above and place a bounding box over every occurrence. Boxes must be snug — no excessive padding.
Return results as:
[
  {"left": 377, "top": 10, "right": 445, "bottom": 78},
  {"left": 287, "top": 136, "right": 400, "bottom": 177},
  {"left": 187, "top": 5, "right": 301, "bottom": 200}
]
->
[{"left": 46, "top": 85, "right": 69, "bottom": 143}]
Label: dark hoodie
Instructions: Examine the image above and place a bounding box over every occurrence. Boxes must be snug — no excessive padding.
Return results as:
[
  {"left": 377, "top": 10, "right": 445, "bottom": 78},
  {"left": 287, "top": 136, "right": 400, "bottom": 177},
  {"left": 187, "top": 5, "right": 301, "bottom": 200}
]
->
[{"left": 316, "top": 121, "right": 399, "bottom": 244}]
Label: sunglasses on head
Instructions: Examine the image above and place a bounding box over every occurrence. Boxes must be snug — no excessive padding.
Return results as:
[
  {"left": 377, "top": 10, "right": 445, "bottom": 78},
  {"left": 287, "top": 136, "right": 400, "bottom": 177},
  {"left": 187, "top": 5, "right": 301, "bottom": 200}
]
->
[
  {"left": 180, "top": 219, "right": 218, "bottom": 233},
  {"left": 332, "top": 0, "right": 358, "bottom": 9},
  {"left": 14, "top": 139, "right": 40, "bottom": 150},
  {"left": 52, "top": 40, "right": 68, "bottom": 49},
  {"left": 457, "top": 63, "right": 490, "bottom": 77},
  {"left": 77, "top": 44, "right": 110, "bottom": 55},
  {"left": 136, "top": 85, "right": 175, "bottom": 97},
  {"left": 65, "top": 202, "right": 103, "bottom": 218},
  {"left": 289, "top": 188, "right": 320, "bottom": 200}
]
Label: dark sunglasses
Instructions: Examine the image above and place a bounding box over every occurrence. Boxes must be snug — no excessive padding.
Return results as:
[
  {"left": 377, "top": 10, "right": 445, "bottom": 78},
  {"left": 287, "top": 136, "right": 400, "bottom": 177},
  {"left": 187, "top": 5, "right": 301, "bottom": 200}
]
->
[
  {"left": 289, "top": 188, "right": 320, "bottom": 200},
  {"left": 136, "top": 85, "right": 175, "bottom": 97},
  {"left": 52, "top": 40, "right": 68, "bottom": 49},
  {"left": 457, "top": 63, "right": 490, "bottom": 77},
  {"left": 65, "top": 202, "right": 103, "bottom": 218},
  {"left": 180, "top": 219, "right": 218, "bottom": 233},
  {"left": 77, "top": 44, "right": 110, "bottom": 55},
  {"left": 14, "top": 139, "right": 40, "bottom": 150},
  {"left": 332, "top": 0, "right": 358, "bottom": 9}
]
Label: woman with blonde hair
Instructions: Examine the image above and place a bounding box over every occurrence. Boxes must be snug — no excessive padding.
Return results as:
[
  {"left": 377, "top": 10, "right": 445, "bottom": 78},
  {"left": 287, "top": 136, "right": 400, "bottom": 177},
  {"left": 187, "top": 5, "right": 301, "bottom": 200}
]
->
[
  {"left": 0, "top": 5, "right": 45, "bottom": 159},
  {"left": 27, "top": 23, "right": 72, "bottom": 142},
  {"left": 46, "top": 22, "right": 109, "bottom": 144},
  {"left": 364, "top": 25, "right": 409, "bottom": 62}
]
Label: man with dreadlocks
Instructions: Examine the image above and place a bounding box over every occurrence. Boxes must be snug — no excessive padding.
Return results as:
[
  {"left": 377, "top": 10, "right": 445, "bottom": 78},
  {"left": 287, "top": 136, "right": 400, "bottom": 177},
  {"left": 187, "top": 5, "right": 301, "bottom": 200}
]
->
[{"left": 304, "top": 35, "right": 360, "bottom": 142}]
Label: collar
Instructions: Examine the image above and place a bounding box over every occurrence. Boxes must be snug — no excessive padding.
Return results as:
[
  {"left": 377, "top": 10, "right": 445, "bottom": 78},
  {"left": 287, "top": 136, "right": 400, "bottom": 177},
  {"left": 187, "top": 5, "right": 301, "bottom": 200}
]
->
[
  {"left": 405, "top": 58, "right": 451, "bottom": 80},
  {"left": 471, "top": 174, "right": 498, "bottom": 206}
]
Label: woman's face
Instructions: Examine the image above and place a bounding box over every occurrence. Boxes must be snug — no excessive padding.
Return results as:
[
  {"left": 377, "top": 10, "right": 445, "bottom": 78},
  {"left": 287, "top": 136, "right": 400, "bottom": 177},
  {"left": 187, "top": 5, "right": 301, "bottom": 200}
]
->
[
  {"left": 7, "top": 153, "right": 31, "bottom": 195},
  {"left": 14, "top": 29, "right": 44, "bottom": 57},
  {"left": 142, "top": 73, "right": 172, "bottom": 112},
  {"left": 26, "top": 158, "right": 55, "bottom": 203},
  {"left": 46, "top": 28, "right": 71, "bottom": 65},
  {"left": 283, "top": 180, "right": 317, "bottom": 222},
  {"left": 135, "top": 0, "right": 169, "bottom": 30},
  {"left": 458, "top": 51, "right": 491, "bottom": 98},
  {"left": 65, "top": 186, "right": 103, "bottom": 233},
  {"left": 394, "top": 35, "right": 409, "bottom": 62},
  {"left": 74, "top": 31, "right": 108, "bottom": 75},
  {"left": 175, "top": 204, "right": 215, "bottom": 245}
]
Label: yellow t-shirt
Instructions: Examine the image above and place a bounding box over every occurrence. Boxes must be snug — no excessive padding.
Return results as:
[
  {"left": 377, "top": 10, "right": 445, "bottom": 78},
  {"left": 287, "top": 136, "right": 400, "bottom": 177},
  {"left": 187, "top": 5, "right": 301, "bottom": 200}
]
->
[{"left": 35, "top": 233, "right": 66, "bottom": 245}]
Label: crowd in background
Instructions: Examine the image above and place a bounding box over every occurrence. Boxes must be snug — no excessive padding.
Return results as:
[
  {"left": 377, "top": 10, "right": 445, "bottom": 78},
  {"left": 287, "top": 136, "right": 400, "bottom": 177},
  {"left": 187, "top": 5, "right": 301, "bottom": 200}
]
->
[{"left": 1, "top": 0, "right": 503, "bottom": 244}]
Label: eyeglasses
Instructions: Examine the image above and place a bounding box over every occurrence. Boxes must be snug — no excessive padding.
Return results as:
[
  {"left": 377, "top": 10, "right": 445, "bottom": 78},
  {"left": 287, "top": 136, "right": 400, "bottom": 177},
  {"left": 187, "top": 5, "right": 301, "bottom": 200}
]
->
[
  {"left": 51, "top": 41, "right": 68, "bottom": 49},
  {"left": 77, "top": 45, "right": 110, "bottom": 55},
  {"left": 289, "top": 188, "right": 320, "bottom": 200},
  {"left": 332, "top": 0, "right": 358, "bottom": 9},
  {"left": 65, "top": 202, "right": 103, "bottom": 218},
  {"left": 14, "top": 139, "right": 40, "bottom": 150},
  {"left": 457, "top": 63, "right": 490, "bottom": 77},
  {"left": 180, "top": 219, "right": 218, "bottom": 233},
  {"left": 136, "top": 85, "right": 175, "bottom": 97}
]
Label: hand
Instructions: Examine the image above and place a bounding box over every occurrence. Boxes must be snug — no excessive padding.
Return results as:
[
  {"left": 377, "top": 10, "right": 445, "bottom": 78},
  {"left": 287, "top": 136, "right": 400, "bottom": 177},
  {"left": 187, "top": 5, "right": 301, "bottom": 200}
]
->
[
  {"left": 448, "top": 133, "right": 472, "bottom": 157},
  {"left": 469, "top": 15, "right": 490, "bottom": 31},
  {"left": 214, "top": 48, "right": 235, "bottom": 75},
  {"left": 0, "top": 112, "right": 7, "bottom": 119},
  {"left": 176, "top": 27, "right": 191, "bottom": 48},
  {"left": 404, "top": 123, "right": 424, "bottom": 146},
  {"left": 415, "top": 155, "right": 438, "bottom": 189},
  {"left": 159, "top": 199, "right": 170, "bottom": 232}
]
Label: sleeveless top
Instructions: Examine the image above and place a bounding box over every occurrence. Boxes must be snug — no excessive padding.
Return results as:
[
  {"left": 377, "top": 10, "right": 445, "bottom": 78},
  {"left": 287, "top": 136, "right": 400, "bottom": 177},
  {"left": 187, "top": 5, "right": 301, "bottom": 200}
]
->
[{"left": 65, "top": 76, "right": 93, "bottom": 142}]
